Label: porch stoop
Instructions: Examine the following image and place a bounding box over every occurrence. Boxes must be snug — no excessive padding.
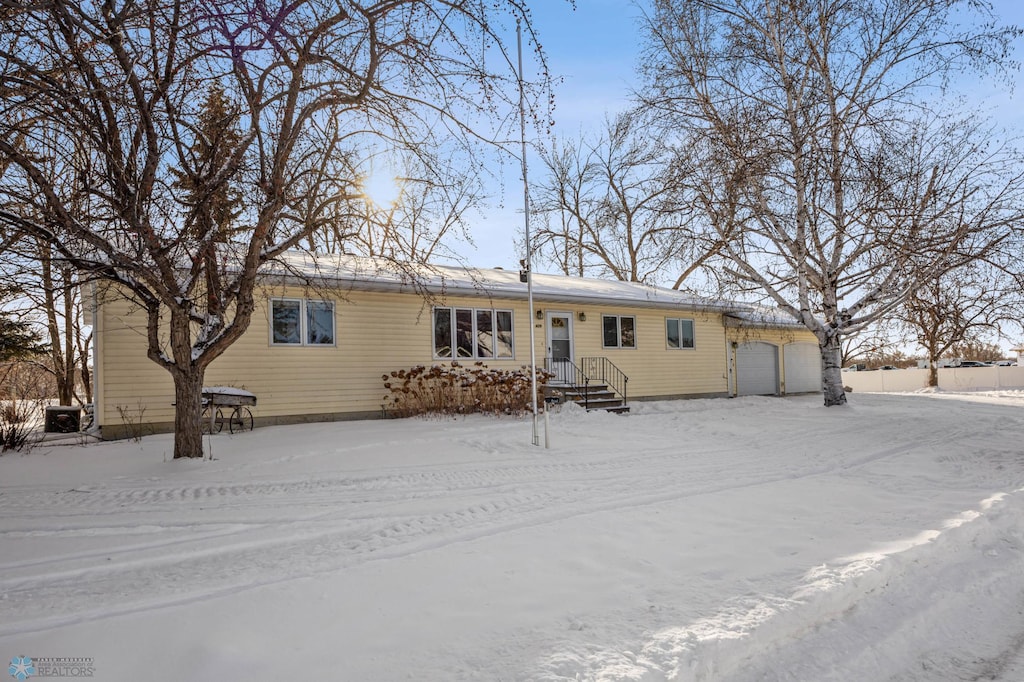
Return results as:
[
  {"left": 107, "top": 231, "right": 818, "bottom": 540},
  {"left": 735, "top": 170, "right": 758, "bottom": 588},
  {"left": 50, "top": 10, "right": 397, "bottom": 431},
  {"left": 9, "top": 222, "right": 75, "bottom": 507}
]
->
[{"left": 545, "top": 383, "right": 630, "bottom": 414}]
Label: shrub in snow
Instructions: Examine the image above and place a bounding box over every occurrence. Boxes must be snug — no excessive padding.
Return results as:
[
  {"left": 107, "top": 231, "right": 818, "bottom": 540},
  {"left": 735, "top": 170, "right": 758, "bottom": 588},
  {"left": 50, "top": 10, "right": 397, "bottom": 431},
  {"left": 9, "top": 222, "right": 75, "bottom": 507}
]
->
[
  {"left": 0, "top": 363, "right": 48, "bottom": 452},
  {"left": 382, "top": 362, "right": 553, "bottom": 418}
]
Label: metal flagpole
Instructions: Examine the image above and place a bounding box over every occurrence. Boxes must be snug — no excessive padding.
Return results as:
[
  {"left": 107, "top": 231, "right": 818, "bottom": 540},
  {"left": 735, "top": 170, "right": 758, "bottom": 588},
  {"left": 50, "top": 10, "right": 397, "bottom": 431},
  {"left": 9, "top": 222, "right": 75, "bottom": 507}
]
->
[{"left": 517, "top": 19, "right": 540, "bottom": 447}]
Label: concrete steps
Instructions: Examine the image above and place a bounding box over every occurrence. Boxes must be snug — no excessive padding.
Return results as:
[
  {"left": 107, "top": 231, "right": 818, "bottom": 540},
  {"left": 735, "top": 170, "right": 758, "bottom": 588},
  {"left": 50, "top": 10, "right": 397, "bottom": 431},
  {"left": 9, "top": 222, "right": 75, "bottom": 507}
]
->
[{"left": 545, "top": 383, "right": 630, "bottom": 414}]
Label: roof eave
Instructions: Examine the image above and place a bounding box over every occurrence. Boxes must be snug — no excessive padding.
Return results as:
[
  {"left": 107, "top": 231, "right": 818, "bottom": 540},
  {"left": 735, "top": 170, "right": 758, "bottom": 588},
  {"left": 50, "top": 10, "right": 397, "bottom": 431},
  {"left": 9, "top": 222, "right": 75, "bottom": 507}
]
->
[
  {"left": 268, "top": 270, "right": 748, "bottom": 314},
  {"left": 722, "top": 312, "right": 806, "bottom": 330}
]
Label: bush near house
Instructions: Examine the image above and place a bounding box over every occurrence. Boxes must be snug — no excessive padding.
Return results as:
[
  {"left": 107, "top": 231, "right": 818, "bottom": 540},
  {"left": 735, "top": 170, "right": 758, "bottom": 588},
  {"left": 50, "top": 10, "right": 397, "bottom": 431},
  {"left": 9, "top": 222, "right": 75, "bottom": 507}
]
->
[
  {"left": 383, "top": 362, "right": 552, "bottom": 418},
  {"left": 0, "top": 363, "right": 51, "bottom": 452}
]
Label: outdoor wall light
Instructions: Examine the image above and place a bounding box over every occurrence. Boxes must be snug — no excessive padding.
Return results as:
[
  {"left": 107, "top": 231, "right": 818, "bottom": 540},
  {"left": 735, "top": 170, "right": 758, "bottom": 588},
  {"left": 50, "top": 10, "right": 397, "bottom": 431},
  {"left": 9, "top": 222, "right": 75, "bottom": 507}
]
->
[
  {"left": 578, "top": 312, "right": 587, "bottom": 322},
  {"left": 536, "top": 309, "right": 543, "bottom": 319}
]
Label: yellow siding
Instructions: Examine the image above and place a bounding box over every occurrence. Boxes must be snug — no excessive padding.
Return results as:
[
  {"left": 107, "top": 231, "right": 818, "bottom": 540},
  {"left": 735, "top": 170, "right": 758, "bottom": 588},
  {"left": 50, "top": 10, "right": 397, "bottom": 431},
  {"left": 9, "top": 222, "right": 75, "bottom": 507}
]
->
[
  {"left": 97, "top": 288, "right": 538, "bottom": 429},
  {"left": 95, "top": 293, "right": 167, "bottom": 426},
  {"left": 97, "top": 286, "right": 739, "bottom": 433},
  {"left": 724, "top": 326, "right": 817, "bottom": 348},
  {"left": 533, "top": 305, "right": 728, "bottom": 398}
]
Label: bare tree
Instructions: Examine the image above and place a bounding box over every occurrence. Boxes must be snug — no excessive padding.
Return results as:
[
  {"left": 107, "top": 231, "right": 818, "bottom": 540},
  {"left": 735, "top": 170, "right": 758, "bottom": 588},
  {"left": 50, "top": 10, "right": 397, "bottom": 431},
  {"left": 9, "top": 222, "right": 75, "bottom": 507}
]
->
[
  {"left": 841, "top": 328, "right": 902, "bottom": 369},
  {"left": 641, "top": 0, "right": 1024, "bottom": 405},
  {"left": 362, "top": 167, "right": 483, "bottom": 263},
  {"left": 949, "top": 339, "right": 1005, "bottom": 363},
  {"left": 0, "top": 99, "right": 95, "bottom": 407},
  {"left": 305, "top": 151, "right": 484, "bottom": 263},
  {"left": 0, "top": 0, "right": 550, "bottom": 458},
  {"left": 532, "top": 134, "right": 590, "bottom": 277},
  {"left": 31, "top": 242, "right": 93, "bottom": 405},
  {"left": 898, "top": 262, "right": 1022, "bottom": 385},
  {"left": 532, "top": 110, "right": 721, "bottom": 287}
]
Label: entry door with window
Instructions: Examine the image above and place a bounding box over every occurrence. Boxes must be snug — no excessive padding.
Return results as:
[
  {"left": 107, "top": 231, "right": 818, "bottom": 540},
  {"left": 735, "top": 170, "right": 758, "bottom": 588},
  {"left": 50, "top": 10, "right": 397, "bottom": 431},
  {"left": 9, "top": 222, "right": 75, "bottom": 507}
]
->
[{"left": 546, "top": 312, "right": 575, "bottom": 385}]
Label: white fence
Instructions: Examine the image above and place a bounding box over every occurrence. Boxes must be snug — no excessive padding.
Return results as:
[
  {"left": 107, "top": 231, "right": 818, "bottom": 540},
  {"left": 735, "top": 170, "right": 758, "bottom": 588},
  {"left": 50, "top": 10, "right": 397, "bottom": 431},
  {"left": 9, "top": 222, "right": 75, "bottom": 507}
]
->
[{"left": 843, "top": 366, "right": 1024, "bottom": 393}]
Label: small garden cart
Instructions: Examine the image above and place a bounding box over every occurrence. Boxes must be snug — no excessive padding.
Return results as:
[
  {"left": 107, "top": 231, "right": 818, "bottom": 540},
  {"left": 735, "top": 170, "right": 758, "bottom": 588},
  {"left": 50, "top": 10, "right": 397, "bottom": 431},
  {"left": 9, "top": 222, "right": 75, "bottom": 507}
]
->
[{"left": 201, "top": 386, "right": 256, "bottom": 434}]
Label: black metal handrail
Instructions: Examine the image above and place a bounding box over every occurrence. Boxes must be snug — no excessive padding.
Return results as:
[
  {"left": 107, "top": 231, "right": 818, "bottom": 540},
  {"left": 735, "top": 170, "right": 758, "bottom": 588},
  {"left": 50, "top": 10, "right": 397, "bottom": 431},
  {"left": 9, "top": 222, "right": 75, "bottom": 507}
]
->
[
  {"left": 544, "top": 356, "right": 630, "bottom": 410},
  {"left": 543, "top": 356, "right": 591, "bottom": 410},
  {"left": 580, "top": 356, "right": 629, "bottom": 405}
]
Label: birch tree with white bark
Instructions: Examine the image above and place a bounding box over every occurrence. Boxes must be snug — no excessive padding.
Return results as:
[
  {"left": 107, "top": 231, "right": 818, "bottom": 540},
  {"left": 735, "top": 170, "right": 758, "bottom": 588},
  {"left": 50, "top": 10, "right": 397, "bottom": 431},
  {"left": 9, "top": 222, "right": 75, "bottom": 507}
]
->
[{"left": 641, "top": 0, "right": 1024, "bottom": 405}]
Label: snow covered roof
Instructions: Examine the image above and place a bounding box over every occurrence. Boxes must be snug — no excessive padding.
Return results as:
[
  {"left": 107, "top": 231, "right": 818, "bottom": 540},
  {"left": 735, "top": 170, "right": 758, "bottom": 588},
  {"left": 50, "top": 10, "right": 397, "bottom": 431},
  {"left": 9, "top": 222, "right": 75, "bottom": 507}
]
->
[
  {"left": 723, "top": 306, "right": 805, "bottom": 329},
  {"left": 267, "top": 251, "right": 750, "bottom": 314}
]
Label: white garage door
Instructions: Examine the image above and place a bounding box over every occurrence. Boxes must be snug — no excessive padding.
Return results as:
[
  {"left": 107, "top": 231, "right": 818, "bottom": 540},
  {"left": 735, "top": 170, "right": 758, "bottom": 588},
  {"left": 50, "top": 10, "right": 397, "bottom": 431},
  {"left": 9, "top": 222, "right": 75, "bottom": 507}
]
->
[
  {"left": 736, "top": 342, "right": 779, "bottom": 396},
  {"left": 783, "top": 342, "right": 822, "bottom": 394}
]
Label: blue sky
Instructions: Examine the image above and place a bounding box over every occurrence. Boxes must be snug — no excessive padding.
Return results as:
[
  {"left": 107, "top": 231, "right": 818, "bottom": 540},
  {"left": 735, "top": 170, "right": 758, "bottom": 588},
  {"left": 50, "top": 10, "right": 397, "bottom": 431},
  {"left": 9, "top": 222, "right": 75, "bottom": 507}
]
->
[
  {"left": 528, "top": 0, "right": 644, "bottom": 135},
  {"left": 456, "top": 1, "right": 646, "bottom": 269},
  {"left": 457, "top": 0, "right": 1024, "bottom": 269}
]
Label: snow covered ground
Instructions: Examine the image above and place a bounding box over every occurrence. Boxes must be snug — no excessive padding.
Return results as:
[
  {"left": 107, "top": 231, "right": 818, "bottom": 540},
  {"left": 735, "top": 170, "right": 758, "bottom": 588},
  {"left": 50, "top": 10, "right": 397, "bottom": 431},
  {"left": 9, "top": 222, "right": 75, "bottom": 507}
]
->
[{"left": 2, "top": 391, "right": 1024, "bottom": 681}]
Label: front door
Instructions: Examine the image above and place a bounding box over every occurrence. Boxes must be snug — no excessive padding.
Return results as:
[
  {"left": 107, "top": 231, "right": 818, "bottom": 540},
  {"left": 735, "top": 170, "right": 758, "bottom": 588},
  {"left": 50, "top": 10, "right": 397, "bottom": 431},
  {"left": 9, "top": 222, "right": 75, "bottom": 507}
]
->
[{"left": 546, "top": 311, "right": 575, "bottom": 385}]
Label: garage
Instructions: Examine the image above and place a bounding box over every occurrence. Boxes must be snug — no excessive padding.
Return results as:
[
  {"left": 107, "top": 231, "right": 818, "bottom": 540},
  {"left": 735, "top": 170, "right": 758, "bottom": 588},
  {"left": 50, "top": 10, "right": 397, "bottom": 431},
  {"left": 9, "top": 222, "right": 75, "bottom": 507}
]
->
[
  {"left": 783, "top": 342, "right": 822, "bottom": 394},
  {"left": 736, "top": 342, "right": 779, "bottom": 396}
]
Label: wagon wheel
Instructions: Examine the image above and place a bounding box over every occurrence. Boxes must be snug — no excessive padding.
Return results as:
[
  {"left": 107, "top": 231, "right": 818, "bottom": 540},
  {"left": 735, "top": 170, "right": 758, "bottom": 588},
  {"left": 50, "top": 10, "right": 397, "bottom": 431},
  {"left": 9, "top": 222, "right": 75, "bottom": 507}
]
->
[
  {"left": 201, "top": 406, "right": 224, "bottom": 434},
  {"left": 229, "top": 406, "right": 254, "bottom": 434}
]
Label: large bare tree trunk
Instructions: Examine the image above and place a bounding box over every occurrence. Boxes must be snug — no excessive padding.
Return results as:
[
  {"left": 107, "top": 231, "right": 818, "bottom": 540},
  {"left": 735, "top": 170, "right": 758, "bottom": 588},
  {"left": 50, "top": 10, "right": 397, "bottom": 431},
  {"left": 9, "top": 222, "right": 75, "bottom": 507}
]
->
[
  {"left": 170, "top": 368, "right": 206, "bottom": 460},
  {"left": 820, "top": 332, "right": 847, "bottom": 407},
  {"left": 167, "top": 306, "right": 207, "bottom": 459}
]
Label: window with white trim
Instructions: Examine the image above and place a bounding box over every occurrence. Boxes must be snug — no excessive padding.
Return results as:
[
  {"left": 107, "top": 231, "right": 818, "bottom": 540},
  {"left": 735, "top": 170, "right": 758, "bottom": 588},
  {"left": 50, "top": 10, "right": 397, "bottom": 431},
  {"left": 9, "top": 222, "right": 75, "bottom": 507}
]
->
[
  {"left": 666, "top": 317, "right": 696, "bottom": 349},
  {"left": 271, "top": 299, "right": 335, "bottom": 346},
  {"left": 602, "top": 315, "right": 636, "bottom": 349},
  {"left": 433, "top": 307, "right": 514, "bottom": 359}
]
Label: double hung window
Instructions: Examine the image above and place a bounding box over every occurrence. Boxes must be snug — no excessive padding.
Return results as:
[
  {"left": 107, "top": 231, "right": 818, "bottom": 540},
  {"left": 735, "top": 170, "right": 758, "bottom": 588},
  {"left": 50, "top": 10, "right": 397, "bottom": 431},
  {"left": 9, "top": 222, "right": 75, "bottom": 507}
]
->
[
  {"left": 271, "top": 299, "right": 335, "bottom": 346},
  {"left": 602, "top": 315, "right": 636, "bottom": 349},
  {"left": 665, "top": 318, "right": 696, "bottom": 349}
]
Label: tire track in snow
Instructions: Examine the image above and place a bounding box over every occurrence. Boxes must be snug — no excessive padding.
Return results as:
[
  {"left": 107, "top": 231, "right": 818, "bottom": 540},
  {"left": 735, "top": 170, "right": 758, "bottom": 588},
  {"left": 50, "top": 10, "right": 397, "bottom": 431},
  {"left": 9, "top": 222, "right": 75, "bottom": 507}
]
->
[
  {"left": 0, "top": 429, "right": 935, "bottom": 640},
  {"left": 0, "top": 401, "right": 981, "bottom": 642}
]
